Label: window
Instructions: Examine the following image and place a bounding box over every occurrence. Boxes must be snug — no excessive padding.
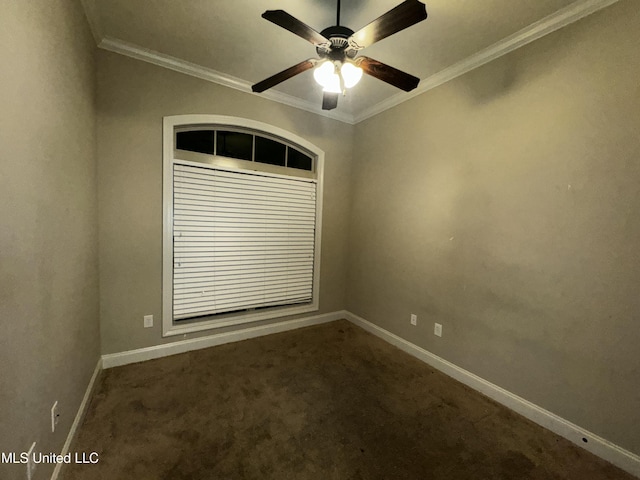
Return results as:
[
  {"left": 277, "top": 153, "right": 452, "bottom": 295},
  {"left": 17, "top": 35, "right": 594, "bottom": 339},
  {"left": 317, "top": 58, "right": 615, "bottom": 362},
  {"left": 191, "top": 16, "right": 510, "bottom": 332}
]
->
[
  {"left": 172, "top": 164, "right": 316, "bottom": 319},
  {"left": 255, "top": 136, "right": 286, "bottom": 166},
  {"left": 176, "top": 130, "right": 214, "bottom": 155},
  {"left": 163, "top": 116, "right": 324, "bottom": 337},
  {"left": 216, "top": 131, "right": 252, "bottom": 161},
  {"left": 175, "top": 127, "right": 314, "bottom": 172}
]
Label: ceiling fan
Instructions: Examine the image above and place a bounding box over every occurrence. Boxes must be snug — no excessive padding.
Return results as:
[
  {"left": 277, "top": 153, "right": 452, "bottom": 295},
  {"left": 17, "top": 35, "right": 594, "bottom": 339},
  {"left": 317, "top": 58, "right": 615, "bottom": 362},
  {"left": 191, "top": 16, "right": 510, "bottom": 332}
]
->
[{"left": 251, "top": 0, "right": 428, "bottom": 110}]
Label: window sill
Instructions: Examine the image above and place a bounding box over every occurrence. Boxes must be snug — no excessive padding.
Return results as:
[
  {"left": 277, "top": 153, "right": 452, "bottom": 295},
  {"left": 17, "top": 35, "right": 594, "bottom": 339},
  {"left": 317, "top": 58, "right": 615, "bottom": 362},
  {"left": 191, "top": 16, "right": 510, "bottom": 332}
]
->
[{"left": 162, "top": 302, "right": 319, "bottom": 337}]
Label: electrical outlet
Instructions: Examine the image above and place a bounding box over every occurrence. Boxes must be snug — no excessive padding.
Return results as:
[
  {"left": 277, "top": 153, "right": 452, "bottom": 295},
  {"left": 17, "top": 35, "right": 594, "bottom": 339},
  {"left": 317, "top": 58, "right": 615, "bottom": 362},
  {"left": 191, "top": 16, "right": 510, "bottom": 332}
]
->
[
  {"left": 410, "top": 314, "right": 417, "bottom": 326},
  {"left": 26, "top": 442, "right": 36, "bottom": 480},
  {"left": 143, "top": 315, "right": 153, "bottom": 328},
  {"left": 434, "top": 323, "right": 442, "bottom": 337},
  {"left": 51, "top": 401, "right": 59, "bottom": 432}
]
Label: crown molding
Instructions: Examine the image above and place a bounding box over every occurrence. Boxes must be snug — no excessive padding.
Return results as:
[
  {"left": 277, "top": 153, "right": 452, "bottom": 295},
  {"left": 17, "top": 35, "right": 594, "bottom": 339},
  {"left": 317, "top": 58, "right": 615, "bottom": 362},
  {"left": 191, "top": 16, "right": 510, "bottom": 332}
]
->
[
  {"left": 84, "top": 0, "right": 619, "bottom": 125},
  {"left": 79, "top": 0, "right": 103, "bottom": 45},
  {"left": 354, "top": 0, "right": 621, "bottom": 123},
  {"left": 98, "top": 37, "right": 355, "bottom": 125}
]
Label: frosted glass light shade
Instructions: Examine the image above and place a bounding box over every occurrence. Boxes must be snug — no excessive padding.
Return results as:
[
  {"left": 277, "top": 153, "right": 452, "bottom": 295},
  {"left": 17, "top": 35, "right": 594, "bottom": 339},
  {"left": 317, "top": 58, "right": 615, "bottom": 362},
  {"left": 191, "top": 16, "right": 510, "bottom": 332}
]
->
[
  {"left": 313, "top": 61, "right": 341, "bottom": 93},
  {"left": 341, "top": 62, "right": 363, "bottom": 88}
]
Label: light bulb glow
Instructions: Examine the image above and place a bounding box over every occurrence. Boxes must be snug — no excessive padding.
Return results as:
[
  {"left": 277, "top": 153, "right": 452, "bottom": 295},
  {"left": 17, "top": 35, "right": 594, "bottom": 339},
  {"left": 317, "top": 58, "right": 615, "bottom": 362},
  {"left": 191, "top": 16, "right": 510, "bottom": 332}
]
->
[
  {"left": 314, "top": 61, "right": 340, "bottom": 92},
  {"left": 341, "top": 62, "right": 363, "bottom": 88},
  {"left": 323, "top": 75, "right": 341, "bottom": 93},
  {"left": 314, "top": 60, "right": 362, "bottom": 93}
]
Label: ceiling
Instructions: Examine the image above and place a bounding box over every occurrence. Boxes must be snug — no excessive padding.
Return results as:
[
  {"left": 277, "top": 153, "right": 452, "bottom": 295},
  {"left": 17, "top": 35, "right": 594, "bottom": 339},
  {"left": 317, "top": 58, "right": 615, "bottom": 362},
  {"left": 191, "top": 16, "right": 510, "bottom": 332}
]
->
[{"left": 81, "top": 0, "right": 618, "bottom": 123}]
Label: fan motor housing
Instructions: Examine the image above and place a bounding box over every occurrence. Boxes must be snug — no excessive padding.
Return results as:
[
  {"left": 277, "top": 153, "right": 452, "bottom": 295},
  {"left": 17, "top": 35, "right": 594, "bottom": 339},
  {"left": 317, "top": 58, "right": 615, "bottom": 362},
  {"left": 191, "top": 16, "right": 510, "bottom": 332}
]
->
[
  {"left": 320, "top": 25, "right": 354, "bottom": 39},
  {"left": 317, "top": 25, "right": 357, "bottom": 60}
]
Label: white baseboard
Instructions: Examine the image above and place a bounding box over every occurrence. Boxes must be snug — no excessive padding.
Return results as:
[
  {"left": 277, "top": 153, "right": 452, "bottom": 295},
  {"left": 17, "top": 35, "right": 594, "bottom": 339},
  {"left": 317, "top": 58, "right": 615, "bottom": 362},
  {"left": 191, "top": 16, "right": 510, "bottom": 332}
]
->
[
  {"left": 50, "top": 358, "right": 102, "bottom": 480},
  {"left": 102, "top": 311, "right": 345, "bottom": 369},
  {"left": 50, "top": 311, "right": 639, "bottom": 478},
  {"left": 344, "top": 311, "right": 640, "bottom": 478}
]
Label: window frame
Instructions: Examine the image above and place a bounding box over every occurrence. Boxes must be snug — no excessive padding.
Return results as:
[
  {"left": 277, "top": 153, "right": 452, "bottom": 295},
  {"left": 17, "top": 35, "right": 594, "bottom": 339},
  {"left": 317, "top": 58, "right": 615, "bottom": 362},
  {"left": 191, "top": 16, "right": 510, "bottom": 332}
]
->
[{"left": 162, "top": 115, "right": 324, "bottom": 337}]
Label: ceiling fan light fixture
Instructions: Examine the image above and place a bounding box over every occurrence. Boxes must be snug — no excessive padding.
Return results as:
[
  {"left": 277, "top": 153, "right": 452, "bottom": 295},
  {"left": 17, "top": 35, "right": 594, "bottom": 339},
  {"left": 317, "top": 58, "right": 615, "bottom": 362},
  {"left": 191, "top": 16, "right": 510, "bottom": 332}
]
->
[
  {"left": 253, "top": 1, "right": 427, "bottom": 108},
  {"left": 313, "top": 60, "right": 341, "bottom": 93},
  {"left": 341, "top": 62, "right": 363, "bottom": 88}
]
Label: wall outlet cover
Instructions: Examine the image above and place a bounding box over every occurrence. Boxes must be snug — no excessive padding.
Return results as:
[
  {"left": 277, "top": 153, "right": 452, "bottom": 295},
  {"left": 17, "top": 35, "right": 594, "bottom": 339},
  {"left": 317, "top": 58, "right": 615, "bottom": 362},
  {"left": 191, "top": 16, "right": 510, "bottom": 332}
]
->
[
  {"left": 410, "top": 314, "right": 417, "bottom": 326},
  {"left": 144, "top": 315, "right": 154, "bottom": 328},
  {"left": 434, "top": 323, "right": 443, "bottom": 337}
]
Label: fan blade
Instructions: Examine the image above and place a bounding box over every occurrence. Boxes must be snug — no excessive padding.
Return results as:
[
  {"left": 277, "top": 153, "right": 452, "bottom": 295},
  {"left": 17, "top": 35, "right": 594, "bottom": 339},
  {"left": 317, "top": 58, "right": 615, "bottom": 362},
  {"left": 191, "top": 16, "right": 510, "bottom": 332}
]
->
[
  {"left": 322, "top": 92, "right": 339, "bottom": 110},
  {"left": 262, "top": 10, "right": 329, "bottom": 46},
  {"left": 252, "top": 60, "right": 316, "bottom": 93},
  {"left": 350, "top": 0, "right": 427, "bottom": 48},
  {"left": 358, "top": 56, "right": 420, "bottom": 92}
]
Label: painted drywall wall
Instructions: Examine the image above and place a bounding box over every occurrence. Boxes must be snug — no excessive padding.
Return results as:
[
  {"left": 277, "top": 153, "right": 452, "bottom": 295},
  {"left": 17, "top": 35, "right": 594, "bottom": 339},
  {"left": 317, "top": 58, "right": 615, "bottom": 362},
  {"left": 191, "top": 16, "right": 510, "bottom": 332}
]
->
[
  {"left": 348, "top": 0, "right": 639, "bottom": 456},
  {"left": 0, "top": 1, "right": 100, "bottom": 479},
  {"left": 96, "top": 51, "right": 353, "bottom": 354}
]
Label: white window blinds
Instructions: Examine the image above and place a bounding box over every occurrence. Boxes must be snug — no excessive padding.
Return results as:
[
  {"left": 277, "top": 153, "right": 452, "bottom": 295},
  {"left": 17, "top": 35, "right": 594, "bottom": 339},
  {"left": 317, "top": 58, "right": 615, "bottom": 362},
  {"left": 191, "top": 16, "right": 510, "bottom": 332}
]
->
[{"left": 172, "top": 163, "right": 317, "bottom": 320}]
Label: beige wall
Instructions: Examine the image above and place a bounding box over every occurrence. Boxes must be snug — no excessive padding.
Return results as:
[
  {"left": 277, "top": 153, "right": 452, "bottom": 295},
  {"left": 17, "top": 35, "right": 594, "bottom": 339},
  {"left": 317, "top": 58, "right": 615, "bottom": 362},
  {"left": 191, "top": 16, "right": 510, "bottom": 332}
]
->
[
  {"left": 96, "top": 51, "right": 353, "bottom": 354},
  {"left": 0, "top": 1, "right": 100, "bottom": 479},
  {"left": 348, "top": 0, "right": 640, "bottom": 456}
]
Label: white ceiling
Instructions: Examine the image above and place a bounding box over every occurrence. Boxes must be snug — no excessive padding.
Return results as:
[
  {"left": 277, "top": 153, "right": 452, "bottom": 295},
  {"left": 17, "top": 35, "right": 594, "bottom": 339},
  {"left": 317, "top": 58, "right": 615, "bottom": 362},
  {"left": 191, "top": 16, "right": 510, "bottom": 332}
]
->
[{"left": 82, "top": 0, "right": 619, "bottom": 123}]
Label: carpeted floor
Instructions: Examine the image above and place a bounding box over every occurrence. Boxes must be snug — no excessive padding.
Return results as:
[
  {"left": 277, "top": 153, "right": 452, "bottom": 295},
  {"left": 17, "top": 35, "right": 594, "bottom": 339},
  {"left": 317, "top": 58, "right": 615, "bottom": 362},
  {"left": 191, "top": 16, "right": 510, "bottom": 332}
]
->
[{"left": 63, "top": 320, "right": 634, "bottom": 479}]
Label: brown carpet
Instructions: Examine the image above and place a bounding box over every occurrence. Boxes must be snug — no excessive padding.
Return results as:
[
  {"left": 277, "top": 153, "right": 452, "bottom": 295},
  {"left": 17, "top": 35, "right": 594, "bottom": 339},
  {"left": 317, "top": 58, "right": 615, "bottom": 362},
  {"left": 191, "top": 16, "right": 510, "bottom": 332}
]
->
[{"left": 62, "top": 320, "right": 634, "bottom": 480}]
